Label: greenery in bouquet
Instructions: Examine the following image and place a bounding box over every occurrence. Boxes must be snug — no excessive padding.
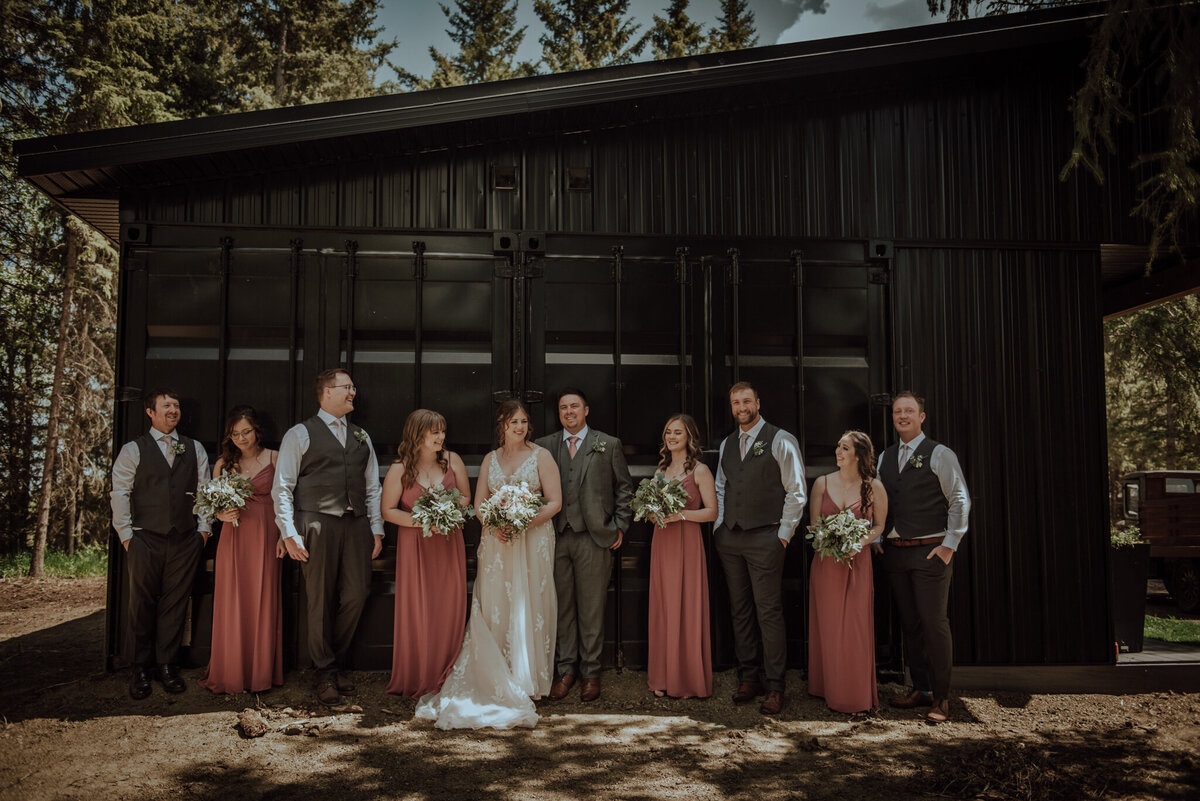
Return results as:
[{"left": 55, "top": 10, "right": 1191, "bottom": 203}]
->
[
  {"left": 631, "top": 474, "right": 689, "bottom": 528},
  {"left": 478, "top": 481, "right": 544, "bottom": 540},
  {"left": 191, "top": 472, "right": 256, "bottom": 527},
  {"left": 411, "top": 484, "right": 473, "bottom": 538},
  {"left": 805, "top": 508, "right": 872, "bottom": 567}
]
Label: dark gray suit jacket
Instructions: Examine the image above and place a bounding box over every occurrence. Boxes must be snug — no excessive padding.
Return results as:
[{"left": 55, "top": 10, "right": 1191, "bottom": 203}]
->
[{"left": 535, "top": 429, "right": 633, "bottom": 549}]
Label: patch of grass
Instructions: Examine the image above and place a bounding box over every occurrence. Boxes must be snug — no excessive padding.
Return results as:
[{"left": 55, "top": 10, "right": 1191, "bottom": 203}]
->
[
  {"left": 0, "top": 545, "right": 108, "bottom": 579},
  {"left": 1144, "top": 615, "right": 1200, "bottom": 644}
]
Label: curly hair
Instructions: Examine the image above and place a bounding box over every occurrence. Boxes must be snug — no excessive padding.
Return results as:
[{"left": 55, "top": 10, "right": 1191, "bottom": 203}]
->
[
  {"left": 841, "top": 430, "right": 877, "bottom": 515},
  {"left": 495, "top": 398, "right": 532, "bottom": 446},
  {"left": 657, "top": 414, "right": 703, "bottom": 474},
  {"left": 395, "top": 409, "right": 449, "bottom": 490},
  {"left": 218, "top": 405, "right": 264, "bottom": 475}
]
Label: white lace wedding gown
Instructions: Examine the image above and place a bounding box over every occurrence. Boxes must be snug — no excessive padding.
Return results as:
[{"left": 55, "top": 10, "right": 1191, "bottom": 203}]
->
[{"left": 414, "top": 447, "right": 557, "bottom": 729}]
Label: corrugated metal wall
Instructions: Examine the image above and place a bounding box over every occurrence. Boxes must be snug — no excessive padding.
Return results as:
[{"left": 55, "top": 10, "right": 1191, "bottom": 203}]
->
[{"left": 121, "top": 39, "right": 1127, "bottom": 666}]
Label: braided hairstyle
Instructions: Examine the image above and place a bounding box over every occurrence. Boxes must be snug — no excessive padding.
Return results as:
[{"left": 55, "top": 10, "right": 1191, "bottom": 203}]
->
[{"left": 841, "top": 430, "right": 877, "bottom": 516}]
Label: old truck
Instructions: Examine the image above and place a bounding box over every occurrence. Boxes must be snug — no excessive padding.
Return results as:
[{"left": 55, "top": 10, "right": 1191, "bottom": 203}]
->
[{"left": 1122, "top": 471, "right": 1200, "bottom": 612}]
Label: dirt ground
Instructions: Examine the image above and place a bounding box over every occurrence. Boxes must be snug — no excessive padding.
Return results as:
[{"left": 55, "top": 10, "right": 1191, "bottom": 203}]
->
[{"left": 1, "top": 578, "right": 1198, "bottom": 801}]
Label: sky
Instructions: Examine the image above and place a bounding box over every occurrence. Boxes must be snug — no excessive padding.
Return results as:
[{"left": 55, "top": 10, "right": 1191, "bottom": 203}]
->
[{"left": 378, "top": 0, "right": 950, "bottom": 82}]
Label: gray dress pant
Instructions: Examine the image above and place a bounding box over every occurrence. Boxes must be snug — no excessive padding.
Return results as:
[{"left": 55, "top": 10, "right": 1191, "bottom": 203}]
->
[
  {"left": 714, "top": 523, "right": 787, "bottom": 692},
  {"left": 882, "top": 542, "right": 954, "bottom": 699},
  {"left": 297, "top": 511, "right": 373, "bottom": 671},
  {"left": 554, "top": 526, "right": 612, "bottom": 679},
  {"left": 125, "top": 527, "right": 204, "bottom": 666}
]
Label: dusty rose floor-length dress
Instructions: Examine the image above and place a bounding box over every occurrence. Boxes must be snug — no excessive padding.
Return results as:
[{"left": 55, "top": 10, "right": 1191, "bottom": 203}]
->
[
  {"left": 385, "top": 471, "right": 467, "bottom": 698},
  {"left": 200, "top": 464, "right": 283, "bottom": 694},
  {"left": 647, "top": 472, "right": 712, "bottom": 699},
  {"left": 807, "top": 492, "right": 878, "bottom": 713}
]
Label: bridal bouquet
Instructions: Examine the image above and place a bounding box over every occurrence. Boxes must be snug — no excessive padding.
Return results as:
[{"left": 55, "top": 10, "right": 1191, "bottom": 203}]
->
[
  {"left": 478, "top": 482, "right": 544, "bottom": 540},
  {"left": 191, "top": 472, "right": 256, "bottom": 527},
  {"left": 411, "top": 484, "right": 473, "bottom": 538},
  {"left": 631, "top": 474, "right": 689, "bottom": 528},
  {"left": 805, "top": 508, "right": 873, "bottom": 567}
]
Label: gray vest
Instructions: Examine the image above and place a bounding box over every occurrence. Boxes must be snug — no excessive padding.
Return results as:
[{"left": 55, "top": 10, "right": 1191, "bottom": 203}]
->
[
  {"left": 294, "top": 416, "right": 369, "bottom": 517},
  {"left": 558, "top": 436, "right": 588, "bottom": 533},
  {"left": 131, "top": 432, "right": 199, "bottom": 534},
  {"left": 720, "top": 421, "right": 786, "bottom": 531},
  {"left": 878, "top": 437, "right": 948, "bottom": 538}
]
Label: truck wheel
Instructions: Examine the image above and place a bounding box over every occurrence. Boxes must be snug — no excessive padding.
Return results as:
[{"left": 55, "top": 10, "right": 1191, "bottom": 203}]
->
[{"left": 1173, "top": 560, "right": 1200, "bottom": 613}]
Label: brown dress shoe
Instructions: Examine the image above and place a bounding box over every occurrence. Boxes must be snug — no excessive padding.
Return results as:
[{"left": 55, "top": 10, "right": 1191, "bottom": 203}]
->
[
  {"left": 315, "top": 680, "right": 342, "bottom": 706},
  {"left": 334, "top": 671, "right": 355, "bottom": 694},
  {"left": 889, "top": 689, "right": 933, "bottom": 709},
  {"left": 759, "top": 690, "right": 784, "bottom": 715},
  {"left": 548, "top": 674, "right": 576, "bottom": 701},
  {"left": 731, "top": 681, "right": 765, "bottom": 704},
  {"left": 580, "top": 678, "right": 601, "bottom": 703},
  {"left": 924, "top": 698, "right": 950, "bottom": 724}
]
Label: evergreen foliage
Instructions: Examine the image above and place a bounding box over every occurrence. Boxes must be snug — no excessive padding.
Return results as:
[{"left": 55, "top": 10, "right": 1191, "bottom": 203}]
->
[
  {"left": 650, "top": 0, "right": 707, "bottom": 60},
  {"left": 706, "top": 0, "right": 758, "bottom": 53},
  {"left": 415, "top": 0, "right": 535, "bottom": 89},
  {"left": 533, "top": 0, "right": 647, "bottom": 72}
]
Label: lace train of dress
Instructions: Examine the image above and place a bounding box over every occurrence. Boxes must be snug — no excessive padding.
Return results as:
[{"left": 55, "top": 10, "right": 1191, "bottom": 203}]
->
[{"left": 414, "top": 448, "right": 556, "bottom": 730}]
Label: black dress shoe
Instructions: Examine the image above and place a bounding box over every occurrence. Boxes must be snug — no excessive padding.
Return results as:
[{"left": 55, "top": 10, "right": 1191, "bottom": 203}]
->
[
  {"left": 129, "top": 665, "right": 152, "bottom": 700},
  {"left": 156, "top": 663, "right": 186, "bottom": 694}
]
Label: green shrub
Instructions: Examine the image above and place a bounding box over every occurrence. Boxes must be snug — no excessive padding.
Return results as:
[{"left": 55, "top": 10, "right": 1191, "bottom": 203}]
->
[
  {"left": 1110, "top": 523, "right": 1145, "bottom": 548},
  {"left": 0, "top": 545, "right": 108, "bottom": 578}
]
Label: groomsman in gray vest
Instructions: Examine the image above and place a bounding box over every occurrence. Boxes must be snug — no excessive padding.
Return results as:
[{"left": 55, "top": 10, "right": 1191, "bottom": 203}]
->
[
  {"left": 714, "top": 381, "right": 807, "bottom": 715},
  {"left": 537, "top": 388, "right": 633, "bottom": 703},
  {"left": 110, "top": 388, "right": 212, "bottom": 699},
  {"left": 273, "top": 368, "right": 384, "bottom": 706},
  {"left": 878, "top": 391, "right": 970, "bottom": 724}
]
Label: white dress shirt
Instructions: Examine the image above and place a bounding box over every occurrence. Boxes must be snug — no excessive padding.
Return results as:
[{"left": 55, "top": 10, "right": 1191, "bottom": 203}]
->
[
  {"left": 109, "top": 426, "right": 212, "bottom": 543},
  {"left": 561, "top": 425, "right": 590, "bottom": 454},
  {"left": 878, "top": 431, "right": 972, "bottom": 550},
  {"left": 714, "top": 417, "right": 808, "bottom": 543},
  {"left": 272, "top": 409, "right": 384, "bottom": 542}
]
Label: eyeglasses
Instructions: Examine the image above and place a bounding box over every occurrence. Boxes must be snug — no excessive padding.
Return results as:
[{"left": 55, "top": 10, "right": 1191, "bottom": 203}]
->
[
  {"left": 230, "top": 430, "right": 256, "bottom": 440},
  {"left": 331, "top": 383, "right": 357, "bottom": 392}
]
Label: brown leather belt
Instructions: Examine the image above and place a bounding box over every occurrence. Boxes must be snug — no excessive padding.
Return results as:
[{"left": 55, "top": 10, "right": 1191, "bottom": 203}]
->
[{"left": 887, "top": 535, "right": 944, "bottom": 548}]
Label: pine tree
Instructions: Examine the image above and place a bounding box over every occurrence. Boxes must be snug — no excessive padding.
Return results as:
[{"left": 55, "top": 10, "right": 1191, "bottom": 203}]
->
[
  {"left": 650, "top": 0, "right": 706, "bottom": 60},
  {"left": 417, "top": 0, "right": 535, "bottom": 89},
  {"left": 706, "top": 0, "right": 758, "bottom": 53},
  {"left": 533, "top": 0, "right": 647, "bottom": 73},
  {"left": 236, "top": 0, "right": 399, "bottom": 109}
]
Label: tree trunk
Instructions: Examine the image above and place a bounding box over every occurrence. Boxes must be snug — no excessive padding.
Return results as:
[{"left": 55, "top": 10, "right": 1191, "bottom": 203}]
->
[
  {"left": 29, "top": 223, "right": 79, "bottom": 577},
  {"left": 273, "top": 18, "right": 289, "bottom": 104}
]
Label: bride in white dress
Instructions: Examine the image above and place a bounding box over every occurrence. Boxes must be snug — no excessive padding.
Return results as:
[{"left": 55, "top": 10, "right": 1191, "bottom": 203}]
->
[{"left": 415, "top": 399, "right": 562, "bottom": 729}]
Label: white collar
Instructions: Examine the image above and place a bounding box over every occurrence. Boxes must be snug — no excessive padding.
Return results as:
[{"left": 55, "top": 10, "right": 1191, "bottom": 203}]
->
[
  {"left": 738, "top": 417, "right": 766, "bottom": 441},
  {"left": 899, "top": 432, "right": 926, "bottom": 452},
  {"left": 150, "top": 426, "right": 177, "bottom": 442},
  {"left": 317, "top": 408, "right": 345, "bottom": 427},
  {"left": 563, "top": 425, "right": 589, "bottom": 444}
]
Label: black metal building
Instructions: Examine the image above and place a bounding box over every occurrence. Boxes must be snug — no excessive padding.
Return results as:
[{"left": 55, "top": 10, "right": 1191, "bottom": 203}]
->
[{"left": 18, "top": 5, "right": 1197, "bottom": 672}]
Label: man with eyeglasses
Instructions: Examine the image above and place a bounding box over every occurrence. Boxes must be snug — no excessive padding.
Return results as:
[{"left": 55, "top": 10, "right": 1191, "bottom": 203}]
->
[{"left": 273, "top": 368, "right": 384, "bottom": 706}]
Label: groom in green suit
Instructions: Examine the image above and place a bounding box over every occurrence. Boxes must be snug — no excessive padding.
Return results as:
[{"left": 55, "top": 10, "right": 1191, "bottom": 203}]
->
[{"left": 537, "top": 388, "right": 633, "bottom": 703}]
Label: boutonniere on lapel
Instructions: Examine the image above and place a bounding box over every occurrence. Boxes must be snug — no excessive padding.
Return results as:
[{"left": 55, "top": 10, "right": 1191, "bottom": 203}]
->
[
  {"left": 169, "top": 441, "right": 187, "bottom": 456},
  {"left": 750, "top": 440, "right": 766, "bottom": 457},
  {"left": 590, "top": 436, "right": 607, "bottom": 454},
  {"left": 908, "top": 454, "right": 925, "bottom": 469},
  {"left": 353, "top": 429, "right": 368, "bottom": 444}
]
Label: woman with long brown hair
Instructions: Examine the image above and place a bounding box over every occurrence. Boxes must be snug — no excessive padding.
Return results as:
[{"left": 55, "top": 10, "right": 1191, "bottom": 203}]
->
[
  {"left": 647, "top": 414, "right": 718, "bottom": 699},
  {"left": 383, "top": 409, "right": 470, "bottom": 698},
  {"left": 807, "top": 430, "right": 888, "bottom": 714},
  {"left": 200, "top": 406, "right": 284, "bottom": 694}
]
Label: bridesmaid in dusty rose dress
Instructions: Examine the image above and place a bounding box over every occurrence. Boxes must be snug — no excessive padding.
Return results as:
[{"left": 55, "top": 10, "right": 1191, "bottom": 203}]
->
[
  {"left": 647, "top": 414, "right": 717, "bottom": 699},
  {"left": 807, "top": 430, "right": 888, "bottom": 714},
  {"left": 200, "top": 406, "right": 284, "bottom": 694},
  {"left": 383, "top": 409, "right": 469, "bottom": 698}
]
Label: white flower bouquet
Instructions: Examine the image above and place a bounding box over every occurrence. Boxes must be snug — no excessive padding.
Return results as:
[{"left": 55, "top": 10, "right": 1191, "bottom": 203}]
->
[
  {"left": 477, "top": 481, "right": 544, "bottom": 540},
  {"left": 631, "top": 474, "right": 689, "bottom": 528},
  {"left": 805, "top": 508, "right": 873, "bottom": 567},
  {"left": 191, "top": 472, "right": 256, "bottom": 527},
  {"left": 411, "top": 484, "right": 473, "bottom": 538}
]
